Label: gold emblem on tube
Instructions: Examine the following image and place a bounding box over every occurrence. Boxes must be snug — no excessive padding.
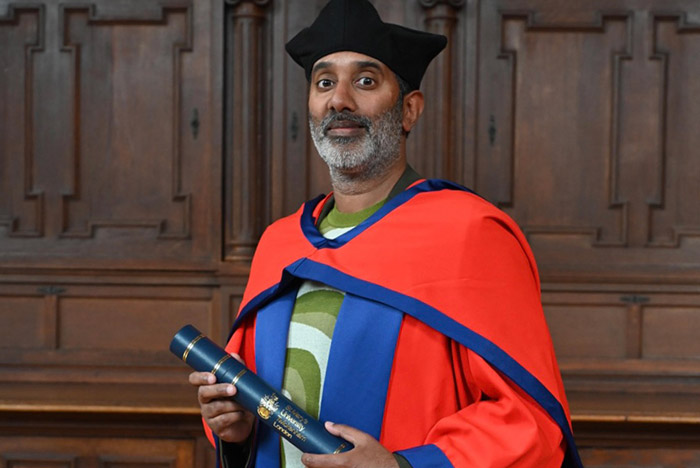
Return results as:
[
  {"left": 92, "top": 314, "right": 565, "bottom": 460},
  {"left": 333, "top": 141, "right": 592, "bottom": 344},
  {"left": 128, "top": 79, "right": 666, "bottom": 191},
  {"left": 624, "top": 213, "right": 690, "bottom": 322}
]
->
[
  {"left": 212, "top": 354, "right": 231, "bottom": 374},
  {"left": 257, "top": 393, "right": 279, "bottom": 420},
  {"left": 182, "top": 334, "right": 204, "bottom": 362}
]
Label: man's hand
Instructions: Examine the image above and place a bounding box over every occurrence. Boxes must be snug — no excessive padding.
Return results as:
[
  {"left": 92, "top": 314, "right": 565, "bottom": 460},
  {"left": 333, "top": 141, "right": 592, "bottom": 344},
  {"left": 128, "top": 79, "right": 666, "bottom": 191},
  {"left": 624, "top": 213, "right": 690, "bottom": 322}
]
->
[
  {"left": 301, "top": 422, "right": 399, "bottom": 468},
  {"left": 188, "top": 354, "right": 255, "bottom": 443}
]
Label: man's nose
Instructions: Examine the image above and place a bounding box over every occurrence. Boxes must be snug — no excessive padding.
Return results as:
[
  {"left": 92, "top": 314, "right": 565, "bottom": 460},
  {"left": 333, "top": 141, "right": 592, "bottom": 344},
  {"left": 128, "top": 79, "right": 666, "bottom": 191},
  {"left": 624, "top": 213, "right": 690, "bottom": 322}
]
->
[{"left": 327, "top": 80, "right": 357, "bottom": 113}]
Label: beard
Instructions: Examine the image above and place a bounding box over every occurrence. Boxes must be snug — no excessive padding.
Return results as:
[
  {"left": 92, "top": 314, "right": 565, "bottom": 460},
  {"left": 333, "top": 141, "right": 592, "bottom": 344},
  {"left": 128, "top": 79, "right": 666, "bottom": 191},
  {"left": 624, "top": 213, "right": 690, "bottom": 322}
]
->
[{"left": 308, "top": 97, "right": 404, "bottom": 186}]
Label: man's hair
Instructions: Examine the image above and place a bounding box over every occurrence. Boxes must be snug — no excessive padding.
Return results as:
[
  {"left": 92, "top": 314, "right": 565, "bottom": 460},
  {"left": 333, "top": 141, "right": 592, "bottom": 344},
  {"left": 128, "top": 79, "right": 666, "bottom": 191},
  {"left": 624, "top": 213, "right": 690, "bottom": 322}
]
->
[
  {"left": 395, "top": 73, "right": 412, "bottom": 103},
  {"left": 395, "top": 73, "right": 413, "bottom": 137}
]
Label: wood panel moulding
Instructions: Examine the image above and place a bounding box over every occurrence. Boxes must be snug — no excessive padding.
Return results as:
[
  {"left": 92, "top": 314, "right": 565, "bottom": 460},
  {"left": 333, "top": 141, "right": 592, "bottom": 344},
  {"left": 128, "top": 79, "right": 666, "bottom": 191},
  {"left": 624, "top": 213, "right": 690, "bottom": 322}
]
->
[
  {"left": 575, "top": 419, "right": 700, "bottom": 467},
  {"left": 0, "top": 453, "right": 78, "bottom": 468},
  {"left": 0, "top": 409, "right": 216, "bottom": 467},
  {"left": 544, "top": 288, "right": 700, "bottom": 363},
  {"left": 648, "top": 12, "right": 700, "bottom": 248},
  {"left": 224, "top": 0, "right": 272, "bottom": 263},
  {"left": 543, "top": 286, "right": 700, "bottom": 428},
  {"left": 477, "top": 2, "right": 700, "bottom": 282},
  {"left": 59, "top": 4, "right": 193, "bottom": 240},
  {"left": 0, "top": 434, "right": 197, "bottom": 468},
  {"left": 0, "top": 5, "right": 45, "bottom": 238},
  {"left": 479, "top": 10, "right": 633, "bottom": 246},
  {"left": 0, "top": 282, "right": 220, "bottom": 390},
  {"left": 0, "top": 0, "right": 220, "bottom": 269}
]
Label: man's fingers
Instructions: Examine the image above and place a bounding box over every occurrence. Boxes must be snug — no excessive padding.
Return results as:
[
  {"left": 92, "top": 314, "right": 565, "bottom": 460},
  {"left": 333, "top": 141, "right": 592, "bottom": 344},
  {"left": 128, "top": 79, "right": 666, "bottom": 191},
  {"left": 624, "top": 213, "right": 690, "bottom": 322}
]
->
[
  {"left": 198, "top": 382, "right": 236, "bottom": 404},
  {"left": 202, "top": 400, "right": 243, "bottom": 423},
  {"left": 323, "top": 421, "right": 364, "bottom": 445},
  {"left": 187, "top": 354, "right": 254, "bottom": 445},
  {"left": 188, "top": 353, "right": 245, "bottom": 387},
  {"left": 301, "top": 453, "right": 345, "bottom": 468},
  {"left": 188, "top": 371, "right": 216, "bottom": 386},
  {"left": 301, "top": 423, "right": 365, "bottom": 467},
  {"left": 207, "top": 408, "right": 255, "bottom": 443}
]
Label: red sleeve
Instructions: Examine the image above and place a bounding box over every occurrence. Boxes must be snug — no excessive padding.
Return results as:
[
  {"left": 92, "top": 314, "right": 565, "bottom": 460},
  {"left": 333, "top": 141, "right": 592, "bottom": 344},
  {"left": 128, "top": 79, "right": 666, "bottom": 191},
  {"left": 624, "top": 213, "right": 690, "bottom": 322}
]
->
[
  {"left": 383, "top": 315, "right": 566, "bottom": 467},
  {"left": 425, "top": 345, "right": 565, "bottom": 467}
]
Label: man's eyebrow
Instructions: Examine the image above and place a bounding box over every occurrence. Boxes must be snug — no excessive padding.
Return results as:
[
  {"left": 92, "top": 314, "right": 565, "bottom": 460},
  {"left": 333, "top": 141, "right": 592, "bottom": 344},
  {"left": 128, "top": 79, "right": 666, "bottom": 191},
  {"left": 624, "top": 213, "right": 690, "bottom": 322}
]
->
[
  {"left": 311, "top": 60, "right": 383, "bottom": 76},
  {"left": 312, "top": 61, "right": 331, "bottom": 75},
  {"left": 356, "top": 60, "right": 382, "bottom": 71},
  {"left": 357, "top": 60, "right": 382, "bottom": 71}
]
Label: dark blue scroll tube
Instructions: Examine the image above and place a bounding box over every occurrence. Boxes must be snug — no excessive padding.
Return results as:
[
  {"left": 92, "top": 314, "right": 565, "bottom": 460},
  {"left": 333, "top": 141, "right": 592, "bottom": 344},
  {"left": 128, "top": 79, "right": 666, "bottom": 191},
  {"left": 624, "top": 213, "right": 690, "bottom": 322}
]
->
[{"left": 170, "top": 324, "right": 353, "bottom": 454}]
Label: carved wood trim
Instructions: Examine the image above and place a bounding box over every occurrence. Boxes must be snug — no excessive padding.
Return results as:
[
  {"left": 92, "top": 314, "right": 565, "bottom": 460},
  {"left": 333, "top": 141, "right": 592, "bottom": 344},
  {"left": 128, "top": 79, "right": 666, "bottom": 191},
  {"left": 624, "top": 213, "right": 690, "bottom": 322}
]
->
[
  {"left": 418, "top": 0, "right": 465, "bottom": 181},
  {"left": 0, "top": 5, "right": 46, "bottom": 238},
  {"left": 98, "top": 455, "right": 176, "bottom": 468},
  {"left": 0, "top": 453, "right": 78, "bottom": 468},
  {"left": 647, "top": 12, "right": 700, "bottom": 248},
  {"left": 223, "top": 0, "right": 272, "bottom": 262},
  {"left": 57, "top": 4, "right": 193, "bottom": 240},
  {"left": 42, "top": 291, "right": 60, "bottom": 350},
  {"left": 494, "top": 10, "right": 633, "bottom": 247}
]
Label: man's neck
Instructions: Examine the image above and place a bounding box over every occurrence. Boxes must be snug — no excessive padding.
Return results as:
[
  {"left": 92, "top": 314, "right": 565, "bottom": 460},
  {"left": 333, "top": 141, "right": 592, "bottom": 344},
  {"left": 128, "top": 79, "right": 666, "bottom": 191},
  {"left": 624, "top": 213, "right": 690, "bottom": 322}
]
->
[{"left": 331, "top": 160, "right": 406, "bottom": 213}]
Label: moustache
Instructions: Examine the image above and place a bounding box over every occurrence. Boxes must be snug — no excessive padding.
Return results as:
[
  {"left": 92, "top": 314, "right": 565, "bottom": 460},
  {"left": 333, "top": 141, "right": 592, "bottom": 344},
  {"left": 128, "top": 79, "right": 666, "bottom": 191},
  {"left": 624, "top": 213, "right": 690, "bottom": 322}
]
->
[{"left": 320, "top": 111, "right": 372, "bottom": 135}]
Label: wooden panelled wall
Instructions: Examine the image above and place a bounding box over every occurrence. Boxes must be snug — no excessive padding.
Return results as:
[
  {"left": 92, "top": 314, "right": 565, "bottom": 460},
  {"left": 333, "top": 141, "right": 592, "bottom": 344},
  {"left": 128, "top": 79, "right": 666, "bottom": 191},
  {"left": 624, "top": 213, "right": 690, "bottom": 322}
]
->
[{"left": 1, "top": 0, "right": 699, "bottom": 466}]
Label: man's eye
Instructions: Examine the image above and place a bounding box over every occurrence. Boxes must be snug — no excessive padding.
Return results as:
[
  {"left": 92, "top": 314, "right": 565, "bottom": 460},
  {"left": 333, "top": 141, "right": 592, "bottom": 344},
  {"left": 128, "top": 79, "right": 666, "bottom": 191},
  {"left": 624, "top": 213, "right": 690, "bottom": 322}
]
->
[
  {"left": 317, "top": 79, "right": 334, "bottom": 89},
  {"left": 357, "top": 77, "right": 375, "bottom": 87}
]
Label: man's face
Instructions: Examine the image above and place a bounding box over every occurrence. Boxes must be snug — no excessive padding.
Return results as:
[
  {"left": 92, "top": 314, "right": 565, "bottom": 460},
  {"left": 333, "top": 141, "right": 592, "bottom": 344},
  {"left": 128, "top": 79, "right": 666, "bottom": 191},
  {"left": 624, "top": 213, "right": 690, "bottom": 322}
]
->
[{"left": 307, "top": 51, "right": 405, "bottom": 182}]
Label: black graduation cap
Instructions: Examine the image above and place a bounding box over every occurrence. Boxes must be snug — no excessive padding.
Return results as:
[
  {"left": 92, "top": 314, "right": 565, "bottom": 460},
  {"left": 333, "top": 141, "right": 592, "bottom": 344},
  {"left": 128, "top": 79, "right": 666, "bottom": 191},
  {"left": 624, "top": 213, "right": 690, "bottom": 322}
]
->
[{"left": 285, "top": 0, "right": 447, "bottom": 90}]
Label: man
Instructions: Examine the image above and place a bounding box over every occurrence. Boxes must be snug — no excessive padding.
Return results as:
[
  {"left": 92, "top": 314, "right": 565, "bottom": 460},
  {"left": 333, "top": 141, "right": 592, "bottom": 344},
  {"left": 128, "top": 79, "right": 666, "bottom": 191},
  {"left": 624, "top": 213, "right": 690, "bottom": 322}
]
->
[{"left": 190, "top": 0, "right": 583, "bottom": 467}]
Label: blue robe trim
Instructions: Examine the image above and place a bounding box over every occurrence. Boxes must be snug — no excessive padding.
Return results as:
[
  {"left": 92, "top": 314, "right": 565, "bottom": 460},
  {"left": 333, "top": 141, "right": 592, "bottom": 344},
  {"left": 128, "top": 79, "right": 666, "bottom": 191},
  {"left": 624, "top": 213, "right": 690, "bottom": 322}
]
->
[
  {"left": 319, "top": 293, "right": 403, "bottom": 439},
  {"left": 292, "top": 259, "right": 583, "bottom": 468},
  {"left": 233, "top": 257, "right": 583, "bottom": 468},
  {"left": 397, "top": 444, "right": 454, "bottom": 468},
  {"left": 300, "top": 179, "right": 475, "bottom": 249},
  {"left": 252, "top": 287, "right": 297, "bottom": 468},
  {"left": 243, "top": 278, "right": 403, "bottom": 466}
]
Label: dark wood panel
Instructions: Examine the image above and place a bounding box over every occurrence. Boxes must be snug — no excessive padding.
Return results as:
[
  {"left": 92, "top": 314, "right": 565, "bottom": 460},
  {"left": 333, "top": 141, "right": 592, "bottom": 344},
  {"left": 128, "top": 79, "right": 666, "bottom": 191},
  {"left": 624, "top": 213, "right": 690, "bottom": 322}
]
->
[
  {"left": 0, "top": 5, "right": 44, "bottom": 238},
  {"left": 0, "top": 0, "right": 220, "bottom": 270},
  {"left": 59, "top": 6, "right": 193, "bottom": 240},
  {"left": 644, "top": 306, "right": 700, "bottom": 359},
  {"left": 476, "top": 0, "right": 700, "bottom": 283},
  {"left": 495, "top": 14, "right": 629, "bottom": 244},
  {"left": 0, "top": 437, "right": 193, "bottom": 468},
  {"left": 0, "top": 296, "right": 47, "bottom": 349},
  {"left": 58, "top": 297, "right": 212, "bottom": 352},
  {"left": 581, "top": 449, "right": 700, "bottom": 468},
  {"left": 0, "top": 410, "right": 217, "bottom": 467},
  {"left": 0, "top": 453, "right": 78, "bottom": 468},
  {"left": 545, "top": 290, "right": 700, "bottom": 362},
  {"left": 544, "top": 302, "right": 629, "bottom": 359},
  {"left": 575, "top": 418, "right": 700, "bottom": 467},
  {"left": 649, "top": 14, "right": 700, "bottom": 247},
  {"left": 0, "top": 283, "right": 222, "bottom": 382}
]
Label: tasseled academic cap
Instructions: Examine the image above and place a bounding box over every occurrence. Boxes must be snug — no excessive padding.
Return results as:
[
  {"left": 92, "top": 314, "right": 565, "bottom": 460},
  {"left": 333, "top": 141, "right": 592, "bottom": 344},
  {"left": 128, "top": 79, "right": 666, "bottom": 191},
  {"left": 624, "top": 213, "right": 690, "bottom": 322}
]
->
[{"left": 285, "top": 0, "right": 447, "bottom": 90}]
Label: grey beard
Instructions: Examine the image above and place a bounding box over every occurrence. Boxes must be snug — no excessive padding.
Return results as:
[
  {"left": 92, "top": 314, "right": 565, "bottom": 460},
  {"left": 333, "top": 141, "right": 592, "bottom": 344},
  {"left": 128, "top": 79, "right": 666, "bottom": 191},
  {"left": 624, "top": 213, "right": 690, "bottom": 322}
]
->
[{"left": 309, "top": 98, "right": 404, "bottom": 186}]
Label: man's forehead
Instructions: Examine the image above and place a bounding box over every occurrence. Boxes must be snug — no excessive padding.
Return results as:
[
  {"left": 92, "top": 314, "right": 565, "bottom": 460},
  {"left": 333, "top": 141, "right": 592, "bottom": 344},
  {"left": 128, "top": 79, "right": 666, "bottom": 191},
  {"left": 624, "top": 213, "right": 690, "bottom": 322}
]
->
[{"left": 311, "top": 51, "right": 390, "bottom": 76}]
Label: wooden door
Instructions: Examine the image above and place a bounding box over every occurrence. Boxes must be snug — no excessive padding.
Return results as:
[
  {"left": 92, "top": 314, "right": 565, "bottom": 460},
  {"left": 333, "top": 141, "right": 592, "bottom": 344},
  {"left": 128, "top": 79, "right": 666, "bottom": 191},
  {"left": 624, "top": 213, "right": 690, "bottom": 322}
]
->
[{"left": 2, "top": 0, "right": 700, "bottom": 466}]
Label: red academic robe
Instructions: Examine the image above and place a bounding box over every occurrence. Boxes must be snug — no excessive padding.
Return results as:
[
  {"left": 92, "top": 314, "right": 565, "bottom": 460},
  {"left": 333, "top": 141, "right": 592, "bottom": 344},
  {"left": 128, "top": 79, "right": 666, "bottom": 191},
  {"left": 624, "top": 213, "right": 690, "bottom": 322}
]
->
[{"left": 209, "top": 179, "right": 583, "bottom": 468}]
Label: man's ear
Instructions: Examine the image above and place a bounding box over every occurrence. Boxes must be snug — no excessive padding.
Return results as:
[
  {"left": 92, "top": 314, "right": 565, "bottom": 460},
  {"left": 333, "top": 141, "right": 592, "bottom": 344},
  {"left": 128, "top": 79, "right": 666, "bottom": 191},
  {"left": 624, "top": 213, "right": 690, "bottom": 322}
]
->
[{"left": 402, "top": 90, "right": 425, "bottom": 133}]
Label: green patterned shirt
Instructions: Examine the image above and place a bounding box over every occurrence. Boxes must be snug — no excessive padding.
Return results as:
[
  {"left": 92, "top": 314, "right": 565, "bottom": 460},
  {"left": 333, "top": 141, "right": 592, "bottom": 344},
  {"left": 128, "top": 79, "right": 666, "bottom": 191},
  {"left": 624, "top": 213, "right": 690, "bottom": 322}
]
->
[{"left": 280, "top": 199, "right": 385, "bottom": 468}]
